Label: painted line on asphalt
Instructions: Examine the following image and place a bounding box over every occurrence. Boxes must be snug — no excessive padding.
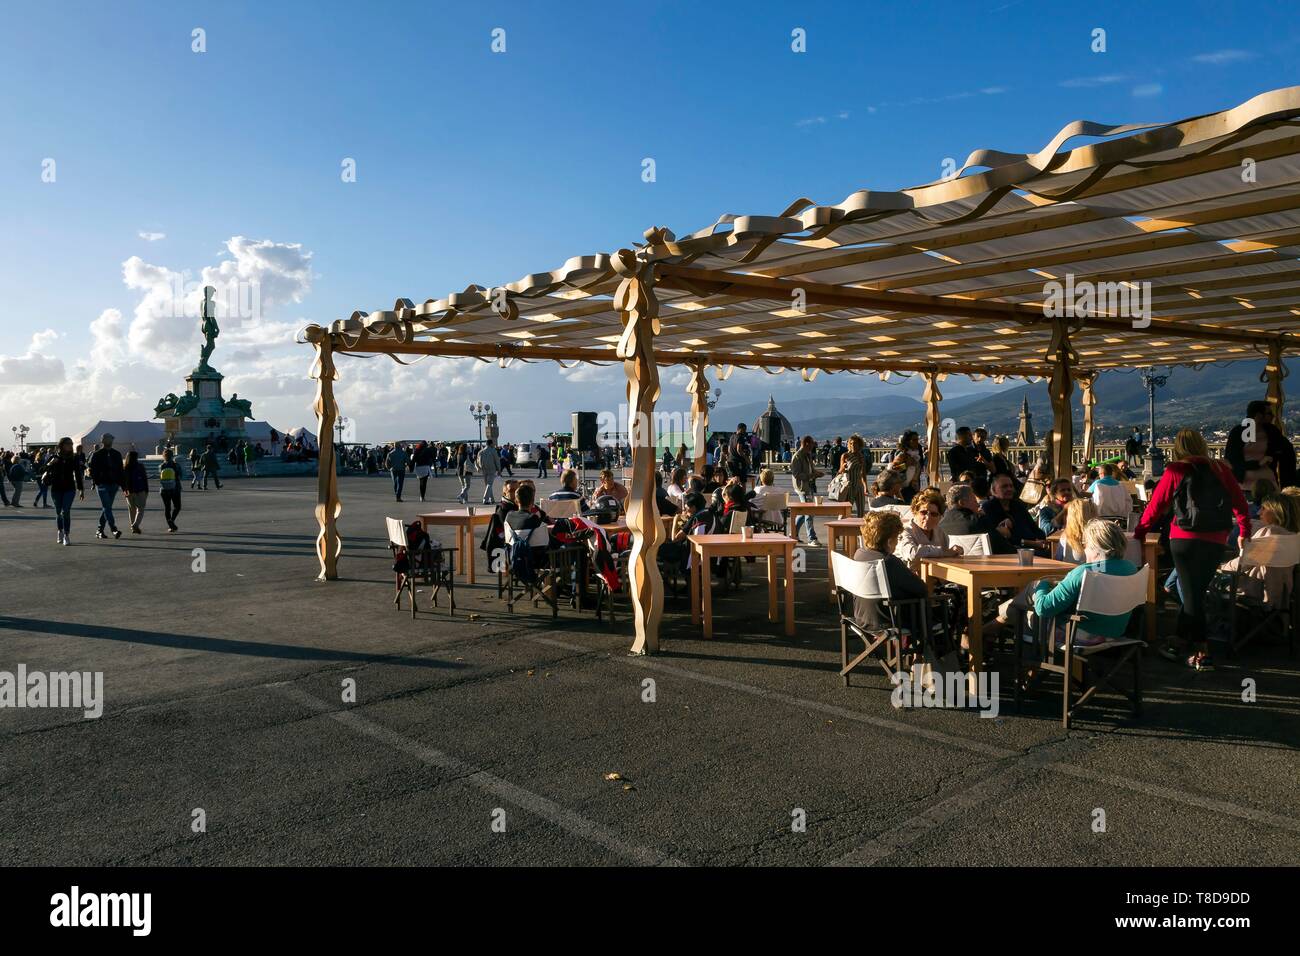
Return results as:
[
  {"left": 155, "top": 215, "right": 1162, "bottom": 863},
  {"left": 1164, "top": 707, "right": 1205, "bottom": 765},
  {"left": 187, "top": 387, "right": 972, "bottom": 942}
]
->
[
  {"left": 0, "top": 557, "right": 35, "bottom": 572},
  {"left": 528, "top": 637, "right": 1300, "bottom": 840},
  {"left": 1048, "top": 762, "right": 1300, "bottom": 835},
  {"left": 275, "top": 683, "right": 687, "bottom": 867},
  {"left": 828, "top": 742, "right": 1084, "bottom": 866},
  {"left": 528, "top": 636, "right": 1015, "bottom": 759}
]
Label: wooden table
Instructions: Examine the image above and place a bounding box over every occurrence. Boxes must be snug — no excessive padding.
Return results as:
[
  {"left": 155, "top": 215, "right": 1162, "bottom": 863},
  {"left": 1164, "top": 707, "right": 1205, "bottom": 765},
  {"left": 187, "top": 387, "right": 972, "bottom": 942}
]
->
[
  {"left": 689, "top": 533, "right": 796, "bottom": 639},
  {"left": 419, "top": 509, "right": 495, "bottom": 584},
  {"left": 825, "top": 518, "right": 864, "bottom": 602},
  {"left": 920, "top": 554, "right": 1076, "bottom": 687},
  {"left": 787, "top": 500, "right": 854, "bottom": 522},
  {"left": 1047, "top": 531, "right": 1162, "bottom": 642}
]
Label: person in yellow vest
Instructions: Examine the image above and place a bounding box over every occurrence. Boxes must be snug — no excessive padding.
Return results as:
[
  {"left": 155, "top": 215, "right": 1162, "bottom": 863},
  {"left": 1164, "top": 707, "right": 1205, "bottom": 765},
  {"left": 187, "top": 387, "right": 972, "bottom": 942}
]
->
[{"left": 159, "top": 449, "right": 182, "bottom": 532}]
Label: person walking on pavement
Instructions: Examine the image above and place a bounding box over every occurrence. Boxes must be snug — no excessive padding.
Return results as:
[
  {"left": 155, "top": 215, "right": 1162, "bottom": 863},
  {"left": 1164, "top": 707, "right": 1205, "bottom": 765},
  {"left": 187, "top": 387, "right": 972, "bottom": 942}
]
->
[
  {"left": 43, "top": 437, "right": 84, "bottom": 545},
  {"left": 477, "top": 438, "right": 501, "bottom": 504},
  {"left": 189, "top": 446, "right": 204, "bottom": 490},
  {"left": 7, "top": 454, "right": 32, "bottom": 507},
  {"left": 201, "top": 443, "right": 223, "bottom": 490},
  {"left": 88, "top": 432, "right": 126, "bottom": 538},
  {"left": 385, "top": 442, "right": 409, "bottom": 501},
  {"left": 789, "top": 435, "right": 824, "bottom": 546},
  {"left": 32, "top": 451, "right": 52, "bottom": 508},
  {"left": 124, "top": 450, "right": 150, "bottom": 533},
  {"left": 455, "top": 443, "right": 473, "bottom": 504},
  {"left": 159, "top": 448, "right": 182, "bottom": 532}
]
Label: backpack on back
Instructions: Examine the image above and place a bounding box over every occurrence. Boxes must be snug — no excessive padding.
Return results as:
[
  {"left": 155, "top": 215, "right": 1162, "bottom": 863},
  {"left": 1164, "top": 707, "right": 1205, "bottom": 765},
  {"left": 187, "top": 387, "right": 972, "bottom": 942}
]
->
[
  {"left": 1173, "top": 461, "right": 1232, "bottom": 533},
  {"left": 508, "top": 521, "right": 540, "bottom": 584}
]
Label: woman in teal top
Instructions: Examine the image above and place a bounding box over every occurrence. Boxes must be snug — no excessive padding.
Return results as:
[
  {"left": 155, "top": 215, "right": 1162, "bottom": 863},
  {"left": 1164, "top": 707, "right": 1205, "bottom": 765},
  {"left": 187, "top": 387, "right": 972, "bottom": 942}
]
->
[{"left": 1032, "top": 519, "right": 1139, "bottom": 642}]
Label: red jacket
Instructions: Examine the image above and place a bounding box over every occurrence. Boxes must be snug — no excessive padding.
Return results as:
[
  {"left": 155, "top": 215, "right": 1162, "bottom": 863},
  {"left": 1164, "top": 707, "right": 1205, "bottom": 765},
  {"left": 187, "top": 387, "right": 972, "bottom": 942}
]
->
[{"left": 1134, "top": 457, "right": 1250, "bottom": 545}]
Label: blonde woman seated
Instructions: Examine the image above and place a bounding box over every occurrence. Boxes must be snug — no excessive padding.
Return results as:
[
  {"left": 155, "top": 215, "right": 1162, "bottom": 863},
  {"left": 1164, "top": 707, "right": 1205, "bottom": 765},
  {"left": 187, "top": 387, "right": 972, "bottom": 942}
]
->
[
  {"left": 895, "top": 492, "right": 964, "bottom": 573},
  {"left": 748, "top": 468, "right": 787, "bottom": 525},
  {"left": 1055, "top": 498, "right": 1100, "bottom": 564},
  {"left": 1001, "top": 519, "right": 1140, "bottom": 647},
  {"left": 1218, "top": 493, "right": 1298, "bottom": 606},
  {"left": 849, "top": 511, "right": 929, "bottom": 634}
]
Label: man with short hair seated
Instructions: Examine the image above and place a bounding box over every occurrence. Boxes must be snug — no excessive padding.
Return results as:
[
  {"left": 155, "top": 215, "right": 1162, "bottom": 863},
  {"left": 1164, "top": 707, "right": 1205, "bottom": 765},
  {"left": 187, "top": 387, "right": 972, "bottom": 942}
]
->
[
  {"left": 594, "top": 469, "right": 629, "bottom": 510},
  {"left": 938, "top": 483, "right": 982, "bottom": 537},
  {"left": 505, "top": 483, "right": 556, "bottom": 594},
  {"left": 869, "top": 470, "right": 906, "bottom": 508},
  {"left": 748, "top": 468, "right": 786, "bottom": 526},
  {"left": 1089, "top": 462, "right": 1131, "bottom": 518},
  {"left": 549, "top": 468, "right": 583, "bottom": 500},
  {"left": 978, "top": 473, "right": 1046, "bottom": 555}
]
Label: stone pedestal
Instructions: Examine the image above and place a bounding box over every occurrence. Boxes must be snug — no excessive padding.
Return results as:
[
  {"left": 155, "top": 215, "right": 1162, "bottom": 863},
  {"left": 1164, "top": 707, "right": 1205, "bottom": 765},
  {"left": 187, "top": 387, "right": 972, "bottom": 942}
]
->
[{"left": 162, "top": 367, "right": 249, "bottom": 456}]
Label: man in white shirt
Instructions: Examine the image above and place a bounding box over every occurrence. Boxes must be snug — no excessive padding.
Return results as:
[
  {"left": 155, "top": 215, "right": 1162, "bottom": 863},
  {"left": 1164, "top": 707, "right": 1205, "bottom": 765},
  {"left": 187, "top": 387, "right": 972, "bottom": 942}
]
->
[
  {"left": 476, "top": 439, "right": 501, "bottom": 504},
  {"left": 1089, "top": 462, "right": 1132, "bottom": 519}
]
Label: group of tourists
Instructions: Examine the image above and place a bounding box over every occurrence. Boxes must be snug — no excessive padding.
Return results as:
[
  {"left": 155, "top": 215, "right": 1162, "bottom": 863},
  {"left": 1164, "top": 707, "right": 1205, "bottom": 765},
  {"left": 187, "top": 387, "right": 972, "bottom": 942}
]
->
[{"left": 0, "top": 432, "right": 225, "bottom": 542}]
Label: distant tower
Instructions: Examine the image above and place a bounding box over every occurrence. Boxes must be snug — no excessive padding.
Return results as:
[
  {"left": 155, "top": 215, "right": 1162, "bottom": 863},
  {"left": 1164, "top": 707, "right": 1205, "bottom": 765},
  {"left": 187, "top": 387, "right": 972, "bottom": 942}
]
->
[{"left": 1014, "top": 394, "right": 1036, "bottom": 447}]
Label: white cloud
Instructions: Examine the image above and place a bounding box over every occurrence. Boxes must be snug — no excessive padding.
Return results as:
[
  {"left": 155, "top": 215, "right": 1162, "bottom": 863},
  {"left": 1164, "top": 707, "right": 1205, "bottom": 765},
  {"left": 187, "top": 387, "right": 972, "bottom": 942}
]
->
[
  {"left": 1192, "top": 49, "right": 1255, "bottom": 65},
  {"left": 0, "top": 329, "right": 65, "bottom": 387},
  {"left": 138, "top": 231, "right": 166, "bottom": 242},
  {"left": 1059, "top": 74, "right": 1128, "bottom": 88},
  {"left": 1132, "top": 83, "right": 1163, "bottom": 98}
]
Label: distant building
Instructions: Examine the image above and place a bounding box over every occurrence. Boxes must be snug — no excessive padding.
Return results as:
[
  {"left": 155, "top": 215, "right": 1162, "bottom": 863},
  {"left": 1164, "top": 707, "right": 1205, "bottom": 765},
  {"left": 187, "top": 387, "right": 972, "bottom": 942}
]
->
[
  {"left": 752, "top": 396, "right": 795, "bottom": 446},
  {"left": 1014, "top": 394, "right": 1036, "bottom": 447}
]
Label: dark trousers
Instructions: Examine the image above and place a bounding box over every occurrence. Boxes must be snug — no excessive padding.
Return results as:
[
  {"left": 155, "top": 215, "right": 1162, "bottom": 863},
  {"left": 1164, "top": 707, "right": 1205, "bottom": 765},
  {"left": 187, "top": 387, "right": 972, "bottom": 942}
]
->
[
  {"left": 162, "top": 488, "right": 182, "bottom": 528},
  {"left": 391, "top": 469, "right": 405, "bottom": 499},
  {"left": 1168, "top": 537, "right": 1225, "bottom": 648}
]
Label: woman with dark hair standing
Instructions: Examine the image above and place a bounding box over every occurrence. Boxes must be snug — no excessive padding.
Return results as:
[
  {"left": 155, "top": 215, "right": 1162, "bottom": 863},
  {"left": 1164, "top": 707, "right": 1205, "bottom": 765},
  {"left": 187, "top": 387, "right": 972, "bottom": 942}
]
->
[
  {"left": 43, "top": 437, "right": 84, "bottom": 545},
  {"left": 1135, "top": 427, "right": 1250, "bottom": 671}
]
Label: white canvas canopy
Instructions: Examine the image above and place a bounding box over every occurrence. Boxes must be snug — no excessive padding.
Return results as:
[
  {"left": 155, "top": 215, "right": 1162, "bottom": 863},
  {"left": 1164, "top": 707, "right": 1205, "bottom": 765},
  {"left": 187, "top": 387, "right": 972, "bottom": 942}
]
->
[{"left": 74, "top": 420, "right": 165, "bottom": 452}]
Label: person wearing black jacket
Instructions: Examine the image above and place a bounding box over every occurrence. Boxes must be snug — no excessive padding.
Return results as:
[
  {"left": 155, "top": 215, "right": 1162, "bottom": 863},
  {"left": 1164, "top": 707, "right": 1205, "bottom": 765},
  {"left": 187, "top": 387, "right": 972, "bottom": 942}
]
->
[
  {"left": 87, "top": 433, "right": 126, "bottom": 539},
  {"left": 43, "top": 437, "right": 84, "bottom": 545},
  {"left": 1224, "top": 400, "right": 1296, "bottom": 491},
  {"left": 938, "top": 484, "right": 983, "bottom": 538},
  {"left": 977, "top": 473, "right": 1045, "bottom": 555},
  {"left": 946, "top": 427, "right": 987, "bottom": 482}
]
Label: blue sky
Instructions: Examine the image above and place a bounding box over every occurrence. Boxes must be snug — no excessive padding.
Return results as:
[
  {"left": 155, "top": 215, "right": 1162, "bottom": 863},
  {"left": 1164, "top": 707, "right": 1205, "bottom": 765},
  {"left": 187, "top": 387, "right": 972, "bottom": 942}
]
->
[{"left": 2, "top": 0, "right": 1297, "bottom": 442}]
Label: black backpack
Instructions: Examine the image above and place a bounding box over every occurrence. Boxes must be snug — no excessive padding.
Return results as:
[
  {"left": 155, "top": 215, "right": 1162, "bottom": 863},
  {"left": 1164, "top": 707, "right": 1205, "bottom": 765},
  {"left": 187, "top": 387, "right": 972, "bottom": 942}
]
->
[{"left": 1172, "top": 461, "right": 1232, "bottom": 533}]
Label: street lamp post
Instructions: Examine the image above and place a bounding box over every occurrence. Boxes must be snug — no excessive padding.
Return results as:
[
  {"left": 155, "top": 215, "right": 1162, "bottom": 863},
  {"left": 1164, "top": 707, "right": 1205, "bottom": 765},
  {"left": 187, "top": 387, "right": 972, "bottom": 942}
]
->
[
  {"left": 1140, "top": 367, "right": 1169, "bottom": 478},
  {"left": 11, "top": 424, "right": 29, "bottom": 452},
  {"left": 334, "top": 416, "right": 349, "bottom": 448},
  {"left": 469, "top": 402, "right": 490, "bottom": 444}
]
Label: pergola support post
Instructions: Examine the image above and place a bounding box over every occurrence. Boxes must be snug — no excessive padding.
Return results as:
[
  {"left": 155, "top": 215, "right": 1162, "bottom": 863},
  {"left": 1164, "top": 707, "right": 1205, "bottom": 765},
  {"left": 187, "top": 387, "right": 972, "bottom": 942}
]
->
[
  {"left": 922, "top": 369, "right": 944, "bottom": 487},
  {"left": 309, "top": 330, "right": 342, "bottom": 580},
  {"left": 1079, "top": 371, "right": 1098, "bottom": 468},
  {"left": 1048, "top": 319, "right": 1077, "bottom": 482},
  {"left": 616, "top": 245, "right": 665, "bottom": 655},
  {"left": 1265, "top": 341, "right": 1287, "bottom": 425},
  {"left": 687, "top": 362, "right": 711, "bottom": 476}
]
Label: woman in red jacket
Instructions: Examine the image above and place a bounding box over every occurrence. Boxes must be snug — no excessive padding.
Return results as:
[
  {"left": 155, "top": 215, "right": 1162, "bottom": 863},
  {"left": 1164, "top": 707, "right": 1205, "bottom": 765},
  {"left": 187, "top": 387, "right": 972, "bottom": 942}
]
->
[{"left": 1134, "top": 428, "right": 1250, "bottom": 671}]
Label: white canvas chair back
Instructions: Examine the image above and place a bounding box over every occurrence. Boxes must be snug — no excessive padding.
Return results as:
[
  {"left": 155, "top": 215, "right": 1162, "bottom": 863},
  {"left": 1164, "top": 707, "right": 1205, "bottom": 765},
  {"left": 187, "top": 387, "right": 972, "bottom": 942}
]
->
[
  {"left": 1075, "top": 567, "right": 1150, "bottom": 617},
  {"left": 1136, "top": 483, "right": 1149, "bottom": 501},
  {"left": 870, "top": 503, "right": 912, "bottom": 520},
  {"left": 1240, "top": 532, "right": 1300, "bottom": 569},
  {"left": 727, "top": 510, "right": 748, "bottom": 534},
  {"left": 547, "top": 498, "right": 581, "bottom": 520},
  {"left": 1053, "top": 538, "right": 1085, "bottom": 564},
  {"left": 948, "top": 533, "right": 992, "bottom": 556},
  {"left": 764, "top": 491, "right": 789, "bottom": 511},
  {"left": 504, "top": 519, "right": 550, "bottom": 550},
  {"left": 830, "top": 550, "right": 892, "bottom": 600},
  {"left": 1119, "top": 479, "right": 1138, "bottom": 497},
  {"left": 386, "top": 517, "right": 407, "bottom": 548}
]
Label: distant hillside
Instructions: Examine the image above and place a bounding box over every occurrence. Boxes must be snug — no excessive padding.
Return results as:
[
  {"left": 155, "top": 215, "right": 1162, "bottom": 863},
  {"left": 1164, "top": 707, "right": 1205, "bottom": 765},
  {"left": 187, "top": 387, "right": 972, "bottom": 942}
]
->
[{"left": 711, "top": 359, "right": 1298, "bottom": 440}]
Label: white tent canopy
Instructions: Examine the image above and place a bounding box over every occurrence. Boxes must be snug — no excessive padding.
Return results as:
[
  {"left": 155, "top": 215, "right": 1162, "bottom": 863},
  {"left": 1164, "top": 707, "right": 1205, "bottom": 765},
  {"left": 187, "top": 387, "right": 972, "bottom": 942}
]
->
[
  {"left": 74, "top": 420, "right": 289, "bottom": 452},
  {"left": 73, "top": 420, "right": 164, "bottom": 452}
]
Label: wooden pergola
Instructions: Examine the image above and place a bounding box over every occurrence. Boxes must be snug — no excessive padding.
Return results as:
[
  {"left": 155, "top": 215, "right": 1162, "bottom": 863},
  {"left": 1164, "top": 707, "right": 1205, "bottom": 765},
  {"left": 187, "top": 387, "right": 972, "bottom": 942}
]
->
[{"left": 303, "top": 86, "right": 1300, "bottom": 654}]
